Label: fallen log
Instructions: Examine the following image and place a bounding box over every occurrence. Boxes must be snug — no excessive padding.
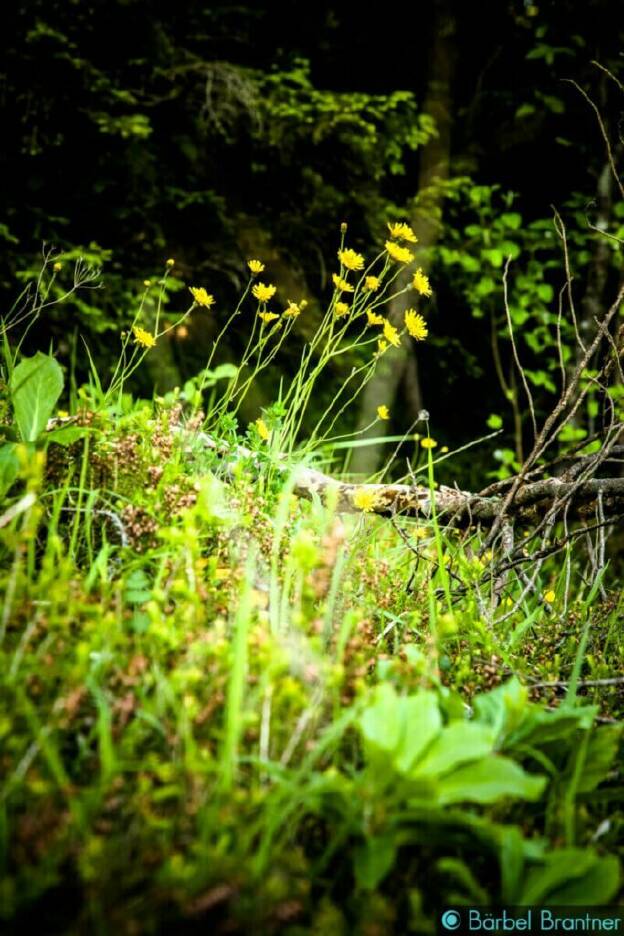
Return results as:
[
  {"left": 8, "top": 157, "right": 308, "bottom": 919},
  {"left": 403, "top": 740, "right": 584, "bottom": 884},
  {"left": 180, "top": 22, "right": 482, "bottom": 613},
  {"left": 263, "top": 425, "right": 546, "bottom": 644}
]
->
[
  {"left": 180, "top": 429, "right": 624, "bottom": 527},
  {"left": 43, "top": 417, "right": 623, "bottom": 529}
]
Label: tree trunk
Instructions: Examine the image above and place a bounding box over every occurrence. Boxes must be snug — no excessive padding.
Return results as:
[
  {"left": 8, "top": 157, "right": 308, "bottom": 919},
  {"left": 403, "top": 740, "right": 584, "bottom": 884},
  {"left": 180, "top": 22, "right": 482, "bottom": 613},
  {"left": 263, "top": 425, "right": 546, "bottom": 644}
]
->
[{"left": 351, "top": 0, "right": 456, "bottom": 477}]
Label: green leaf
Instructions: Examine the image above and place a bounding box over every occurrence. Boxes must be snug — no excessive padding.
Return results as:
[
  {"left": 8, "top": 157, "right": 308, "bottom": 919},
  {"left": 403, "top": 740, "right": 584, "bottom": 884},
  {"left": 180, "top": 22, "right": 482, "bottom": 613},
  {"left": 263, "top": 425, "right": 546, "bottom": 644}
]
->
[
  {"left": 506, "top": 705, "right": 595, "bottom": 750},
  {"left": 536, "top": 283, "right": 554, "bottom": 302},
  {"left": 210, "top": 363, "right": 238, "bottom": 381},
  {"left": 129, "top": 611, "right": 150, "bottom": 634},
  {"left": 394, "top": 692, "right": 442, "bottom": 773},
  {"left": 413, "top": 722, "right": 496, "bottom": 778},
  {"left": 545, "top": 855, "right": 620, "bottom": 905},
  {"left": 437, "top": 755, "right": 546, "bottom": 805},
  {"left": 436, "top": 857, "right": 490, "bottom": 903},
  {"left": 10, "top": 353, "right": 64, "bottom": 442},
  {"left": 497, "top": 826, "right": 530, "bottom": 903},
  {"left": 519, "top": 850, "right": 618, "bottom": 904},
  {"left": 196, "top": 472, "right": 237, "bottom": 525},
  {"left": 575, "top": 725, "right": 623, "bottom": 793},
  {"left": 354, "top": 835, "right": 397, "bottom": 890},
  {"left": 46, "top": 426, "right": 91, "bottom": 446},
  {"left": 482, "top": 248, "right": 504, "bottom": 267},
  {"left": 124, "top": 570, "right": 152, "bottom": 604},
  {"left": 0, "top": 442, "right": 20, "bottom": 497},
  {"left": 500, "top": 212, "right": 522, "bottom": 230},
  {"left": 473, "top": 678, "right": 529, "bottom": 743},
  {"left": 358, "top": 684, "right": 441, "bottom": 774}
]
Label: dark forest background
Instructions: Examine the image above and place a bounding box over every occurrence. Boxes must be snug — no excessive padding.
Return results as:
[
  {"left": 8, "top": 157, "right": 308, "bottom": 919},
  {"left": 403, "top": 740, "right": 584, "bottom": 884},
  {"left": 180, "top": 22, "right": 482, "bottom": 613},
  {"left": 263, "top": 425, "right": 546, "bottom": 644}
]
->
[{"left": 2, "top": 0, "right": 624, "bottom": 484}]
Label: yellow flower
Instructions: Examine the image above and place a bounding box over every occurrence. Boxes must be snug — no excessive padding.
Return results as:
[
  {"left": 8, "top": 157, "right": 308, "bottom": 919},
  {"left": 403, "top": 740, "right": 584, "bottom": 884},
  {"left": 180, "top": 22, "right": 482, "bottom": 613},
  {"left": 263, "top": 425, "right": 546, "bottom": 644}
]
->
[
  {"left": 377, "top": 339, "right": 388, "bottom": 354},
  {"left": 255, "top": 418, "right": 270, "bottom": 441},
  {"left": 364, "top": 276, "right": 381, "bottom": 292},
  {"left": 143, "top": 279, "right": 152, "bottom": 287},
  {"left": 332, "top": 273, "right": 354, "bottom": 293},
  {"left": 166, "top": 258, "right": 175, "bottom": 267},
  {"left": 53, "top": 262, "right": 63, "bottom": 272},
  {"left": 352, "top": 489, "right": 377, "bottom": 513},
  {"left": 421, "top": 437, "right": 437, "bottom": 449},
  {"left": 132, "top": 325, "right": 157, "bottom": 349},
  {"left": 338, "top": 248, "right": 365, "bottom": 271},
  {"left": 544, "top": 589, "right": 556, "bottom": 603},
  {"left": 252, "top": 282, "right": 277, "bottom": 302},
  {"left": 382, "top": 319, "right": 401, "bottom": 347},
  {"left": 412, "top": 268, "right": 432, "bottom": 297},
  {"left": 441, "top": 445, "right": 449, "bottom": 453},
  {"left": 258, "top": 310, "right": 279, "bottom": 324},
  {"left": 335, "top": 301, "right": 350, "bottom": 318},
  {"left": 57, "top": 410, "right": 69, "bottom": 419},
  {"left": 404, "top": 309, "right": 428, "bottom": 341},
  {"left": 387, "top": 221, "right": 417, "bottom": 243},
  {"left": 377, "top": 405, "right": 390, "bottom": 420},
  {"left": 284, "top": 300, "right": 301, "bottom": 317},
  {"left": 189, "top": 286, "right": 215, "bottom": 308},
  {"left": 248, "top": 259, "right": 265, "bottom": 274},
  {"left": 385, "top": 240, "right": 414, "bottom": 264},
  {"left": 366, "top": 310, "right": 384, "bottom": 326}
]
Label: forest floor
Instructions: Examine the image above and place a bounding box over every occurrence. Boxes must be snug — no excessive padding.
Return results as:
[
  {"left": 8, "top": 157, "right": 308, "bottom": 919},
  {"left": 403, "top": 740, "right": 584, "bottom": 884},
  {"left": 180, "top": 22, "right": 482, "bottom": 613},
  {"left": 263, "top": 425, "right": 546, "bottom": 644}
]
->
[{"left": 1, "top": 399, "right": 623, "bottom": 934}]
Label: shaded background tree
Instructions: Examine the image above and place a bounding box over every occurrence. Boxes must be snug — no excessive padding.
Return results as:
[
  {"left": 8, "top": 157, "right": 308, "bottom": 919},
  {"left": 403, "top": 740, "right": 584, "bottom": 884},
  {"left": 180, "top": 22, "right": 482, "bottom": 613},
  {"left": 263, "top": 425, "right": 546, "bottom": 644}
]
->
[{"left": 1, "top": 0, "right": 623, "bottom": 485}]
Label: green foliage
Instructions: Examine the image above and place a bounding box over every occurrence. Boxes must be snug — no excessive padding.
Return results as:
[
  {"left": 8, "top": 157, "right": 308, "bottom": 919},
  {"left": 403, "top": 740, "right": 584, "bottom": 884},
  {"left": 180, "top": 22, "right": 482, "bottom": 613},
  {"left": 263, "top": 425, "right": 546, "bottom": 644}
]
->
[
  {"left": 0, "top": 256, "right": 622, "bottom": 930},
  {"left": 9, "top": 352, "right": 63, "bottom": 442},
  {"left": 259, "top": 59, "right": 436, "bottom": 179}
]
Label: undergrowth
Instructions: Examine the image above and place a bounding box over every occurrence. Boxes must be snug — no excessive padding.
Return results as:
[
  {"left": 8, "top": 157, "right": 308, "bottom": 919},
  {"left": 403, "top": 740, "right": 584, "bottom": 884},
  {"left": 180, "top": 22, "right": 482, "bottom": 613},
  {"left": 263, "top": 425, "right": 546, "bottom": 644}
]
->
[{"left": 0, "top": 234, "right": 622, "bottom": 934}]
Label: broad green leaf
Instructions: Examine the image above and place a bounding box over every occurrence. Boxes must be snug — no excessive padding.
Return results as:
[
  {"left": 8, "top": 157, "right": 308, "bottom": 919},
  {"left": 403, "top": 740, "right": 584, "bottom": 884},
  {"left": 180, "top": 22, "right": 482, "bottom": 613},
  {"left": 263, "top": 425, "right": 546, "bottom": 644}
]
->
[
  {"left": 354, "top": 835, "right": 397, "bottom": 890},
  {"left": 413, "top": 722, "right": 496, "bottom": 778},
  {"left": 437, "top": 755, "right": 546, "bottom": 805},
  {"left": 575, "top": 725, "right": 623, "bottom": 793},
  {"left": 358, "top": 685, "right": 442, "bottom": 774},
  {"left": 10, "top": 352, "right": 64, "bottom": 442},
  {"left": 506, "top": 705, "right": 596, "bottom": 750},
  {"left": 544, "top": 855, "right": 620, "bottom": 905},
  {"left": 519, "top": 850, "right": 608, "bottom": 904},
  {"left": 394, "top": 692, "right": 442, "bottom": 773},
  {"left": 473, "top": 678, "right": 529, "bottom": 743},
  {"left": 358, "top": 683, "right": 403, "bottom": 757}
]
